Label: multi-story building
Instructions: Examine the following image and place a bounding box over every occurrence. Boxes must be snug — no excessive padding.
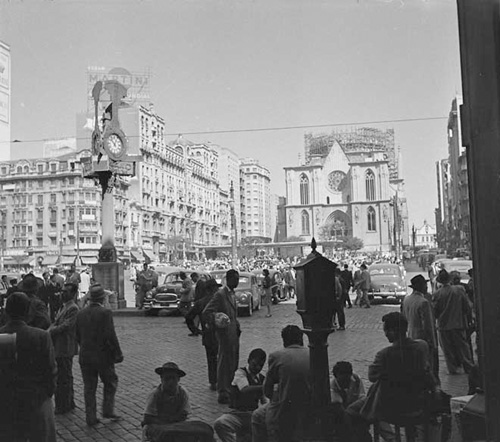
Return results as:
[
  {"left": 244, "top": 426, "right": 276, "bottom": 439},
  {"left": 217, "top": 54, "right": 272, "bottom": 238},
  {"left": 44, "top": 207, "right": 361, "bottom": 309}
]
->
[
  {"left": 0, "top": 40, "right": 11, "bottom": 162},
  {"left": 435, "top": 96, "right": 471, "bottom": 253},
  {"left": 240, "top": 158, "right": 272, "bottom": 240},
  {"left": 0, "top": 150, "right": 129, "bottom": 268},
  {"left": 415, "top": 220, "right": 437, "bottom": 249}
]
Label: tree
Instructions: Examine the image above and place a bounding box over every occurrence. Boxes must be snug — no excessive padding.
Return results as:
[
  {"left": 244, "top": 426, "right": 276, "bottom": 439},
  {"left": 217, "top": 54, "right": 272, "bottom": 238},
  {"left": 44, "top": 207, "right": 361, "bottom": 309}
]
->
[{"left": 342, "top": 236, "right": 364, "bottom": 251}]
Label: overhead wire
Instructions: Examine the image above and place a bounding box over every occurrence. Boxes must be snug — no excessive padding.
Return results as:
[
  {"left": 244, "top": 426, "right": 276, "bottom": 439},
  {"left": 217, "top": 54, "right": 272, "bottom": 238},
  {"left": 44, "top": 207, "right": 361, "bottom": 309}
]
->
[{"left": 0, "top": 115, "right": 448, "bottom": 145}]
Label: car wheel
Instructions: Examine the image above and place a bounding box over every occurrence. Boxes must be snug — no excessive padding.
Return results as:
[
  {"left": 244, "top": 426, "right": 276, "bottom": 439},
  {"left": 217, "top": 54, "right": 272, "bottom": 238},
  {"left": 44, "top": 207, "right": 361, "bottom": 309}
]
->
[{"left": 247, "top": 299, "right": 253, "bottom": 317}]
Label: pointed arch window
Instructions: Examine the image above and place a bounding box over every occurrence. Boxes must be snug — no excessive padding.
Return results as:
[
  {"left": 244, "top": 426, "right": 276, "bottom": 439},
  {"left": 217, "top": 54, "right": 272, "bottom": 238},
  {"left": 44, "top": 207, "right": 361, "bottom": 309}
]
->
[
  {"left": 367, "top": 206, "right": 377, "bottom": 231},
  {"left": 365, "top": 169, "right": 375, "bottom": 201},
  {"left": 300, "top": 174, "right": 310, "bottom": 205},
  {"left": 301, "top": 210, "right": 310, "bottom": 235}
]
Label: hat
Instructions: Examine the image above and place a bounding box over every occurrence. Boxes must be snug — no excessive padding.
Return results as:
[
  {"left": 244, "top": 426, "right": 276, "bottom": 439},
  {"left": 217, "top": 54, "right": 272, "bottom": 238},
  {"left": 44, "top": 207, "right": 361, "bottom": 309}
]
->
[
  {"left": 155, "top": 362, "right": 186, "bottom": 377},
  {"left": 206, "top": 279, "right": 222, "bottom": 290},
  {"left": 409, "top": 274, "right": 429, "bottom": 289},
  {"left": 436, "top": 269, "right": 450, "bottom": 284},
  {"left": 89, "top": 283, "right": 106, "bottom": 301},
  {"left": 17, "top": 274, "right": 44, "bottom": 295}
]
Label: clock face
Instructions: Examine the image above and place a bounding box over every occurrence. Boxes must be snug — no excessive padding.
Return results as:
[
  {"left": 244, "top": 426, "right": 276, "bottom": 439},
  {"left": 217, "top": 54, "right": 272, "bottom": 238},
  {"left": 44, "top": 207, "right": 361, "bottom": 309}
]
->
[
  {"left": 106, "top": 134, "right": 124, "bottom": 156},
  {"left": 328, "top": 170, "right": 346, "bottom": 192}
]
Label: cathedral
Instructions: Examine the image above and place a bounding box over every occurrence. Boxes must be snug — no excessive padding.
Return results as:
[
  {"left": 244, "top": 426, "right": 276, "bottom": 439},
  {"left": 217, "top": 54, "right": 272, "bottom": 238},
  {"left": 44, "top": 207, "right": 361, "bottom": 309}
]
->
[{"left": 283, "top": 128, "right": 409, "bottom": 253}]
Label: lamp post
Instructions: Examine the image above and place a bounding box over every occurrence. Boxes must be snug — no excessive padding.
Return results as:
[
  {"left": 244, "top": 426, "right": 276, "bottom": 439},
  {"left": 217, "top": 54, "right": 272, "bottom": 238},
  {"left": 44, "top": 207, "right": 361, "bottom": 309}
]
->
[
  {"left": 294, "top": 238, "right": 337, "bottom": 439},
  {"left": 229, "top": 181, "right": 238, "bottom": 267}
]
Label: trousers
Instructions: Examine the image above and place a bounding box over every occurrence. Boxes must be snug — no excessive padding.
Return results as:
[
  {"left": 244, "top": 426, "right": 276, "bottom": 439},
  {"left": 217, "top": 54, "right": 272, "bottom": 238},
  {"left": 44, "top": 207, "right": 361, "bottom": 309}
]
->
[
  {"left": 55, "top": 356, "right": 75, "bottom": 413},
  {"left": 214, "top": 410, "right": 252, "bottom": 442},
  {"left": 438, "top": 329, "right": 474, "bottom": 374},
  {"left": 216, "top": 332, "right": 240, "bottom": 397},
  {"left": 80, "top": 363, "right": 118, "bottom": 422},
  {"left": 205, "top": 344, "right": 218, "bottom": 386}
]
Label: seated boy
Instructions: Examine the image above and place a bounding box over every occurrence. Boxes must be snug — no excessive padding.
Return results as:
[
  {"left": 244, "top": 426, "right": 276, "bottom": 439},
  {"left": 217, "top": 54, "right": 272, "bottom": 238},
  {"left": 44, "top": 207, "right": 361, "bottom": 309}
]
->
[
  {"left": 214, "top": 348, "right": 267, "bottom": 442},
  {"left": 331, "top": 361, "right": 365, "bottom": 408},
  {"left": 142, "top": 362, "right": 214, "bottom": 442}
]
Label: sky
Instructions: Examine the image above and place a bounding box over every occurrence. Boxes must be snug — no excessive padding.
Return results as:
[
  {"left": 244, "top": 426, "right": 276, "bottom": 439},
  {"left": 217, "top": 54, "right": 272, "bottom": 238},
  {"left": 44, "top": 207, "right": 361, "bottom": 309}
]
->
[{"left": 0, "top": 0, "right": 462, "bottom": 228}]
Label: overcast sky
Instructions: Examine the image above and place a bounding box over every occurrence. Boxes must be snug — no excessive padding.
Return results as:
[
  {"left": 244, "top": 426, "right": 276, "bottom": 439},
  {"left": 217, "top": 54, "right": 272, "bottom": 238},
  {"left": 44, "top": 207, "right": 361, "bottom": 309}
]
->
[{"left": 0, "top": 0, "right": 462, "bottom": 228}]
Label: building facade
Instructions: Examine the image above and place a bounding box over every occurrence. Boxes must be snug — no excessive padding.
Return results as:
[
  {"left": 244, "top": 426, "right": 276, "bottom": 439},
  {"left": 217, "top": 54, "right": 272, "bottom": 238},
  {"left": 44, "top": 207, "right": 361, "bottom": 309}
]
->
[
  {"left": 415, "top": 220, "right": 437, "bottom": 249},
  {"left": 240, "top": 158, "right": 272, "bottom": 240},
  {"left": 284, "top": 129, "right": 409, "bottom": 253},
  {"left": 0, "top": 150, "right": 129, "bottom": 268},
  {"left": 0, "top": 40, "right": 11, "bottom": 162}
]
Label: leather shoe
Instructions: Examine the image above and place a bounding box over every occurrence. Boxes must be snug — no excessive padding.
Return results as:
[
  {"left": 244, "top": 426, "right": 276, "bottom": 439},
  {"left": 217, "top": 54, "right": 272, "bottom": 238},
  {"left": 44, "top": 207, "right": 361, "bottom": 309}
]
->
[
  {"left": 86, "top": 418, "right": 101, "bottom": 427},
  {"left": 218, "top": 395, "right": 230, "bottom": 404},
  {"left": 103, "top": 414, "right": 122, "bottom": 420}
]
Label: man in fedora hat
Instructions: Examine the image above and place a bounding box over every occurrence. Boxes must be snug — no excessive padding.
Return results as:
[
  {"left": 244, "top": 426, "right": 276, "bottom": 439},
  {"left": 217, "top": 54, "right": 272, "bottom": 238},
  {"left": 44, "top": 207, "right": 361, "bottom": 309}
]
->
[
  {"left": 142, "top": 362, "right": 214, "bottom": 442},
  {"left": 203, "top": 269, "right": 241, "bottom": 404},
  {"left": 432, "top": 269, "right": 474, "bottom": 375},
  {"left": 76, "top": 283, "right": 123, "bottom": 426},
  {"left": 18, "top": 273, "right": 51, "bottom": 330},
  {"left": 401, "top": 274, "right": 439, "bottom": 383}
]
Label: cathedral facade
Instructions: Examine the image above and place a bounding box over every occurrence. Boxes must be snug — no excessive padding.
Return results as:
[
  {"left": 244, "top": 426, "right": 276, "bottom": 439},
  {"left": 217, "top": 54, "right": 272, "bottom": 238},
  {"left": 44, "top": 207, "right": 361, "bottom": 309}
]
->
[{"left": 284, "top": 129, "right": 408, "bottom": 253}]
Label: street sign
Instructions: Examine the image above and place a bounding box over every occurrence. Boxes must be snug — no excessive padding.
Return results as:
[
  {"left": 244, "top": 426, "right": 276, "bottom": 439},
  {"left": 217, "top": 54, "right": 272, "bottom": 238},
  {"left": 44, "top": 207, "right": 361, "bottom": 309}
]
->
[{"left": 109, "top": 160, "right": 135, "bottom": 176}]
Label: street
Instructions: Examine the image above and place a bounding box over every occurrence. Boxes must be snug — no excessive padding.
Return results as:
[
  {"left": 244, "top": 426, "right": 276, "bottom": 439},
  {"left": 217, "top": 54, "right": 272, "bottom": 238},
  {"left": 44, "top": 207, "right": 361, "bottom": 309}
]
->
[{"left": 55, "top": 263, "right": 469, "bottom": 442}]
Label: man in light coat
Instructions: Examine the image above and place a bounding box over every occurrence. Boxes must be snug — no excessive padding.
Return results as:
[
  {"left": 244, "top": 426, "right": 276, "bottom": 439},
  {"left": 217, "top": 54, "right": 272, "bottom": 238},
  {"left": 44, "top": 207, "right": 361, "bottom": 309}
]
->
[
  {"left": 401, "top": 274, "right": 439, "bottom": 384},
  {"left": 49, "top": 282, "right": 79, "bottom": 414},
  {"left": 203, "top": 269, "right": 241, "bottom": 404}
]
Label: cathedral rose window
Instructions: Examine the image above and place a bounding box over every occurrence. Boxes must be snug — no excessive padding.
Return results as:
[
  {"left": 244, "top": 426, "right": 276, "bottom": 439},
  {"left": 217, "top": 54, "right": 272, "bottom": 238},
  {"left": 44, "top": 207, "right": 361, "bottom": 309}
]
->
[{"left": 327, "top": 170, "right": 346, "bottom": 192}]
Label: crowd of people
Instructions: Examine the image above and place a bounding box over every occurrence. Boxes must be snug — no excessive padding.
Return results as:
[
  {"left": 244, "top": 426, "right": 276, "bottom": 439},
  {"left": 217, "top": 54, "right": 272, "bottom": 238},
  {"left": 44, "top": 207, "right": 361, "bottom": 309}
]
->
[{"left": 0, "top": 253, "right": 477, "bottom": 442}]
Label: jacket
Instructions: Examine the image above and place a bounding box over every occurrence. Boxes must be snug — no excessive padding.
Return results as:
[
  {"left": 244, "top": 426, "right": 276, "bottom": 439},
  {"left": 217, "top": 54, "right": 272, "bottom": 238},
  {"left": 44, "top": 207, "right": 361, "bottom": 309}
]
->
[
  {"left": 76, "top": 302, "right": 123, "bottom": 366},
  {"left": 0, "top": 319, "right": 57, "bottom": 406},
  {"left": 401, "top": 291, "right": 437, "bottom": 349},
  {"left": 432, "top": 284, "right": 472, "bottom": 330},
  {"left": 49, "top": 300, "right": 79, "bottom": 357},
  {"left": 203, "top": 286, "right": 241, "bottom": 340}
]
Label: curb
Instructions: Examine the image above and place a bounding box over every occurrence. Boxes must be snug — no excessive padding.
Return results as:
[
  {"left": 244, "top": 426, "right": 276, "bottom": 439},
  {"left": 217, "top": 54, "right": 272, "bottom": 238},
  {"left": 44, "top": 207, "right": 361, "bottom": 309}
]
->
[{"left": 112, "top": 308, "right": 146, "bottom": 317}]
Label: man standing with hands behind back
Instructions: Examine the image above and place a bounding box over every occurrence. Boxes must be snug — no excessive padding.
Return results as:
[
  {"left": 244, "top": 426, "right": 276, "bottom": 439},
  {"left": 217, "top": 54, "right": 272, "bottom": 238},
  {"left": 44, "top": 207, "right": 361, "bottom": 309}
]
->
[
  {"left": 76, "top": 283, "right": 124, "bottom": 426},
  {"left": 203, "top": 269, "right": 241, "bottom": 404}
]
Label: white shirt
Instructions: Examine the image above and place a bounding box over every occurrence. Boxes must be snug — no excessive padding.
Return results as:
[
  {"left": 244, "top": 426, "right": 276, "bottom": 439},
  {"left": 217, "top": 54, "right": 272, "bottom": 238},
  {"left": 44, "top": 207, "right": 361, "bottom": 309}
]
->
[{"left": 80, "top": 272, "right": 91, "bottom": 294}]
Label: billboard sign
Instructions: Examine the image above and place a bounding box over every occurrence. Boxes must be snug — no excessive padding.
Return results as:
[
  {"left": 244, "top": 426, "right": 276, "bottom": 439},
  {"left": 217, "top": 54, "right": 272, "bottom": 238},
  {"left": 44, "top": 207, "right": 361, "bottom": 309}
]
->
[{"left": 87, "top": 66, "right": 151, "bottom": 110}]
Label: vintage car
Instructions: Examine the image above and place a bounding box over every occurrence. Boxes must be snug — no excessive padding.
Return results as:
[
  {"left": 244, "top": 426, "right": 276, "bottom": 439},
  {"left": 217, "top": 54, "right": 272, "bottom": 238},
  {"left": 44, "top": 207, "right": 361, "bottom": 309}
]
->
[
  {"left": 210, "top": 270, "right": 261, "bottom": 316},
  {"left": 368, "top": 263, "right": 407, "bottom": 303},
  {"left": 429, "top": 259, "right": 472, "bottom": 291},
  {"left": 143, "top": 267, "right": 212, "bottom": 316},
  {"left": 252, "top": 269, "right": 286, "bottom": 304}
]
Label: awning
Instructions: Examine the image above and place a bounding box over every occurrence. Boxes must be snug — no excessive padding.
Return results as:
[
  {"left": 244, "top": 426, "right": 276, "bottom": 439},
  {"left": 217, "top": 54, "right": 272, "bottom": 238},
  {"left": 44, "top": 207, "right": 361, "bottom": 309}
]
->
[
  {"left": 142, "top": 249, "right": 157, "bottom": 263},
  {"left": 18, "top": 257, "right": 36, "bottom": 267},
  {"left": 81, "top": 256, "right": 98, "bottom": 265},
  {"left": 2, "top": 257, "right": 17, "bottom": 266},
  {"left": 130, "top": 251, "right": 143, "bottom": 262},
  {"left": 60, "top": 256, "right": 77, "bottom": 265},
  {"left": 42, "top": 255, "right": 59, "bottom": 266}
]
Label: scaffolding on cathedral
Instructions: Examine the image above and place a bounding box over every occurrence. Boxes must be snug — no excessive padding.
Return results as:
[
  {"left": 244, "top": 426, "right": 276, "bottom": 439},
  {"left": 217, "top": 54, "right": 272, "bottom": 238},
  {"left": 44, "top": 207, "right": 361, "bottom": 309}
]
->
[{"left": 304, "top": 127, "right": 399, "bottom": 181}]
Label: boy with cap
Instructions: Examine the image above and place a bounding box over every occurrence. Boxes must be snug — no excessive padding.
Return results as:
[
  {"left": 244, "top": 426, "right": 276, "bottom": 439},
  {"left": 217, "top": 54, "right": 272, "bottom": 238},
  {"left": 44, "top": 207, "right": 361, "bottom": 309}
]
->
[{"left": 142, "top": 362, "right": 214, "bottom": 442}]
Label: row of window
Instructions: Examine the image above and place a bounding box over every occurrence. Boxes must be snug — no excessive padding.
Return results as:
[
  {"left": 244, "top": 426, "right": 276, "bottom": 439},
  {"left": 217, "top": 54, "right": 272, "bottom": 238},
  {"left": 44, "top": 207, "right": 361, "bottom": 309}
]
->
[
  {"left": 300, "top": 206, "right": 378, "bottom": 235},
  {"left": 298, "top": 169, "right": 377, "bottom": 205}
]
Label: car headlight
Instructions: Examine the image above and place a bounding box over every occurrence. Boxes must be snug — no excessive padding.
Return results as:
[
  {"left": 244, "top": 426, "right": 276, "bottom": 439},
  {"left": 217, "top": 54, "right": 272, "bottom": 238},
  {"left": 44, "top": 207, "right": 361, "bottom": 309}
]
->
[{"left": 146, "top": 293, "right": 152, "bottom": 299}]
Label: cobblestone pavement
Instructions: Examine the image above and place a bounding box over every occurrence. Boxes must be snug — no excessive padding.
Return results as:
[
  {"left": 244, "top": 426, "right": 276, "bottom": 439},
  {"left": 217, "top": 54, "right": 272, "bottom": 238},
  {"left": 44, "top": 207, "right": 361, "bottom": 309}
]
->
[{"left": 55, "top": 264, "right": 469, "bottom": 441}]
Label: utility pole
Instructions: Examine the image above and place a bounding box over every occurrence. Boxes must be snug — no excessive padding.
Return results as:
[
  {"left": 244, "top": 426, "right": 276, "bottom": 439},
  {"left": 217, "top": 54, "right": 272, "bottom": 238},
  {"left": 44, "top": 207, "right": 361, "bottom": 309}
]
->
[
  {"left": 229, "top": 181, "right": 238, "bottom": 268},
  {"left": 457, "top": 1, "right": 500, "bottom": 439}
]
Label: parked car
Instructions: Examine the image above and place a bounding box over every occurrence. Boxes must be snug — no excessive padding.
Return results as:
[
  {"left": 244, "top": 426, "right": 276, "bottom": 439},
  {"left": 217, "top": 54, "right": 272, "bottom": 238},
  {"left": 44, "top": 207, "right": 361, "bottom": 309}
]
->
[
  {"left": 252, "top": 269, "right": 286, "bottom": 304},
  {"left": 429, "top": 259, "right": 472, "bottom": 291},
  {"left": 368, "top": 263, "right": 407, "bottom": 303},
  {"left": 210, "top": 270, "right": 261, "bottom": 316},
  {"left": 143, "top": 267, "right": 212, "bottom": 316}
]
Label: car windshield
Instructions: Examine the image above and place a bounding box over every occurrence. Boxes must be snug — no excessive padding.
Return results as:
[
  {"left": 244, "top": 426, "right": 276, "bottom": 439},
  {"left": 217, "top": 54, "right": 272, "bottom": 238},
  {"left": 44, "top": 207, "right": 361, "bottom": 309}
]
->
[
  {"left": 370, "top": 267, "right": 400, "bottom": 277},
  {"left": 212, "top": 273, "right": 225, "bottom": 284},
  {"left": 163, "top": 274, "right": 183, "bottom": 284}
]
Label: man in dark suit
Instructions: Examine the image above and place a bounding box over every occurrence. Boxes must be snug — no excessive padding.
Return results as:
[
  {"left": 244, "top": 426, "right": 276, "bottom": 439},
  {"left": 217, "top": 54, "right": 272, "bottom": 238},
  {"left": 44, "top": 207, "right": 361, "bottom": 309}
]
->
[
  {"left": 76, "top": 283, "right": 124, "bottom": 426},
  {"left": 0, "top": 292, "right": 57, "bottom": 442},
  {"left": 203, "top": 269, "right": 241, "bottom": 404},
  {"left": 18, "top": 273, "right": 51, "bottom": 330},
  {"left": 347, "top": 312, "right": 435, "bottom": 441},
  {"left": 251, "top": 325, "right": 311, "bottom": 442},
  {"left": 49, "top": 282, "right": 79, "bottom": 414},
  {"left": 340, "top": 264, "right": 353, "bottom": 308}
]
